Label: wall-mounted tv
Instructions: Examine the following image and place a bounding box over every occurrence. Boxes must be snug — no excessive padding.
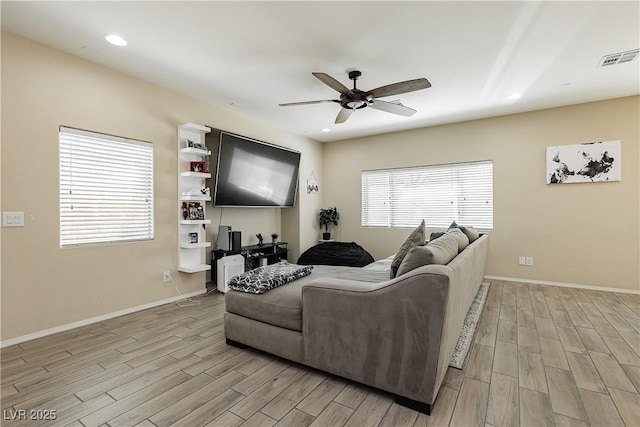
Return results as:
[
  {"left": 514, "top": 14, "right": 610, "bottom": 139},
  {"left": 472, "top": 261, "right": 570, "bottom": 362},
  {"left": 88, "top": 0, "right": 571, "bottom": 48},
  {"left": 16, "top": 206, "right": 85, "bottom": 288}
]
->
[{"left": 213, "top": 131, "right": 301, "bottom": 208}]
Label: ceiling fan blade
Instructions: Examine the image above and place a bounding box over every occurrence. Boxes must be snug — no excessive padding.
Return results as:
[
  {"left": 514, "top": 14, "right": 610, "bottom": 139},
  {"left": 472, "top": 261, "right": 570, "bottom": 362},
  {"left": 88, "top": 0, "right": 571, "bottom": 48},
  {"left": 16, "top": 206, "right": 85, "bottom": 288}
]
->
[
  {"left": 368, "top": 78, "right": 431, "bottom": 98},
  {"left": 368, "top": 99, "right": 417, "bottom": 117},
  {"left": 279, "top": 100, "right": 338, "bottom": 107},
  {"left": 335, "top": 108, "right": 353, "bottom": 124},
  {"left": 313, "top": 72, "right": 354, "bottom": 96}
]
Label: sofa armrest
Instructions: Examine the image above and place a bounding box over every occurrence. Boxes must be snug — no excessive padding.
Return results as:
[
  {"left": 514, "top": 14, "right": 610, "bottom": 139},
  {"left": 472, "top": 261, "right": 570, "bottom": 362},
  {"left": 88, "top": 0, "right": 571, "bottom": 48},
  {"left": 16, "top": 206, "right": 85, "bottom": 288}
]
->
[{"left": 302, "top": 268, "right": 452, "bottom": 405}]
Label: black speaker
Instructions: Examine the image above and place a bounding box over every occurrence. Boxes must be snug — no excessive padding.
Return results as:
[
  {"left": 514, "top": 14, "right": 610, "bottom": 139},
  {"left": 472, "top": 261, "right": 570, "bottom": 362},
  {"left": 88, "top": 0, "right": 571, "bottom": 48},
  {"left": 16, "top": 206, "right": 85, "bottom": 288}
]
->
[{"left": 231, "top": 231, "right": 242, "bottom": 251}]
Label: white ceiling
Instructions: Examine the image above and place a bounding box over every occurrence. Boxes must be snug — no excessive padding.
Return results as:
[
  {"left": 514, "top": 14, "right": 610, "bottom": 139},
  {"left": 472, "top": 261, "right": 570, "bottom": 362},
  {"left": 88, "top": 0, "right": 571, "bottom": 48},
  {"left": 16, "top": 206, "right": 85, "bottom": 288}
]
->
[{"left": 2, "top": 1, "right": 639, "bottom": 142}]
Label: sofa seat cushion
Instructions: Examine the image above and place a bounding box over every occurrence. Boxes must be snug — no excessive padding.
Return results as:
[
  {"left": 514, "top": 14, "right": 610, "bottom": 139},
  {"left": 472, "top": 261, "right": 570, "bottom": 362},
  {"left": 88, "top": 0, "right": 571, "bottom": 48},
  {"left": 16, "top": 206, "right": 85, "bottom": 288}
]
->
[
  {"left": 226, "top": 280, "right": 307, "bottom": 331},
  {"left": 224, "top": 264, "right": 390, "bottom": 332}
]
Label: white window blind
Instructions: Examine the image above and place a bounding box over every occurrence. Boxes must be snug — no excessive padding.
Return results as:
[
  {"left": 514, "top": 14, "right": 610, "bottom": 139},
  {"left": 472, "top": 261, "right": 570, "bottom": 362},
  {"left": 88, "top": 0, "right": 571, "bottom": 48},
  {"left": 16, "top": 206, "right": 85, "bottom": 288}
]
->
[
  {"left": 59, "top": 127, "right": 154, "bottom": 246},
  {"left": 362, "top": 160, "right": 493, "bottom": 229}
]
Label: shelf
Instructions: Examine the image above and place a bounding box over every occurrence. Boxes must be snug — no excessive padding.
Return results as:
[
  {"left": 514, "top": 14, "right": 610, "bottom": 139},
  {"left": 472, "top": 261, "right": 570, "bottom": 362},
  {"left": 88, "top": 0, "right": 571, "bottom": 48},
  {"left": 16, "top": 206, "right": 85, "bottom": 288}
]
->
[
  {"left": 240, "top": 242, "right": 288, "bottom": 251},
  {"left": 180, "top": 195, "right": 211, "bottom": 201},
  {"left": 180, "top": 219, "right": 211, "bottom": 225},
  {"left": 178, "top": 123, "right": 211, "bottom": 133},
  {"left": 180, "top": 242, "right": 212, "bottom": 249},
  {"left": 178, "top": 263, "right": 211, "bottom": 273},
  {"left": 180, "top": 171, "right": 211, "bottom": 178},
  {"left": 180, "top": 147, "right": 211, "bottom": 156},
  {"left": 178, "top": 123, "right": 211, "bottom": 277}
]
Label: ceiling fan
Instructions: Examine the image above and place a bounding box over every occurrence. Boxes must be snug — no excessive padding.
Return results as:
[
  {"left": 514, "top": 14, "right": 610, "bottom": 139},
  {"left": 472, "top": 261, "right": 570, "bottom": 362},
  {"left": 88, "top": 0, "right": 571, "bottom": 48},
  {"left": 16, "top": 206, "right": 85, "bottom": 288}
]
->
[{"left": 279, "top": 70, "right": 431, "bottom": 124}]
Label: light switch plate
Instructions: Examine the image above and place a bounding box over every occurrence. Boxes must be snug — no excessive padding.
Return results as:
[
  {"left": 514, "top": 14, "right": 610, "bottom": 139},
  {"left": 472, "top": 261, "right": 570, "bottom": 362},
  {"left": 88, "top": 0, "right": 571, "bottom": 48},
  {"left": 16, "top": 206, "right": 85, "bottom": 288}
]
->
[{"left": 2, "top": 212, "right": 24, "bottom": 227}]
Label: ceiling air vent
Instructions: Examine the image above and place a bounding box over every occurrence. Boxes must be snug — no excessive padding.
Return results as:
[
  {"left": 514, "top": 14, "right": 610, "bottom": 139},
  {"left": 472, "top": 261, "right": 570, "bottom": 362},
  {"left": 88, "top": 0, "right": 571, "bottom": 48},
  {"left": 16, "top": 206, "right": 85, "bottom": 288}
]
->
[
  {"left": 599, "top": 49, "right": 639, "bottom": 67},
  {"left": 618, "top": 50, "right": 639, "bottom": 63}
]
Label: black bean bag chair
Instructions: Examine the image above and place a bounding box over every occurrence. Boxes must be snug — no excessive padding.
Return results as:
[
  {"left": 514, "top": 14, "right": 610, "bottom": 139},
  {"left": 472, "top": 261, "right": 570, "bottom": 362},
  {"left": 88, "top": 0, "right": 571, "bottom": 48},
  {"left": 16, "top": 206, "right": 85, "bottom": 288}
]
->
[{"left": 297, "top": 242, "right": 374, "bottom": 267}]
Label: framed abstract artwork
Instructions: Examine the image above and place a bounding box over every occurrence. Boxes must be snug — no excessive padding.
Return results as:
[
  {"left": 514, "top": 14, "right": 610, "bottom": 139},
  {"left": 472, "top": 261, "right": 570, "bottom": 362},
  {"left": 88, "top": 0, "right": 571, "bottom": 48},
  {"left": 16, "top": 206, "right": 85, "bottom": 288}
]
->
[{"left": 546, "top": 140, "right": 621, "bottom": 184}]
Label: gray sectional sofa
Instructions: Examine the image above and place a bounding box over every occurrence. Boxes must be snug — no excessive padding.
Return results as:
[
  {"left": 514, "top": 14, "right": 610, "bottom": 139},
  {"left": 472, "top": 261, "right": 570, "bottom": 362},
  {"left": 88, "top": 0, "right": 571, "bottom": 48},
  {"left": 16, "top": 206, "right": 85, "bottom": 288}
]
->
[{"left": 224, "top": 230, "right": 489, "bottom": 414}]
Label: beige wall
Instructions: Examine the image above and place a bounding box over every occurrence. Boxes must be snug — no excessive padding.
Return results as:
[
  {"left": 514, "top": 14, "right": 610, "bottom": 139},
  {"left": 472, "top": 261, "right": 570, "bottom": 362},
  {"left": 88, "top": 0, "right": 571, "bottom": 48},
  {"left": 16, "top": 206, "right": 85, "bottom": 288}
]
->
[
  {"left": 0, "top": 32, "right": 322, "bottom": 341},
  {"left": 323, "top": 96, "right": 640, "bottom": 291},
  {"left": 2, "top": 31, "right": 637, "bottom": 343}
]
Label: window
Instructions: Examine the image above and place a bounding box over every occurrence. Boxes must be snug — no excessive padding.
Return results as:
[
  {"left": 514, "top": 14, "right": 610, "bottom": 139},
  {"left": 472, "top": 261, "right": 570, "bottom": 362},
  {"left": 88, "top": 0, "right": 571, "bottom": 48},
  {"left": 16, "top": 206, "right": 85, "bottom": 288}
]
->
[
  {"left": 59, "top": 127, "right": 154, "bottom": 246},
  {"left": 362, "top": 160, "right": 493, "bottom": 229}
]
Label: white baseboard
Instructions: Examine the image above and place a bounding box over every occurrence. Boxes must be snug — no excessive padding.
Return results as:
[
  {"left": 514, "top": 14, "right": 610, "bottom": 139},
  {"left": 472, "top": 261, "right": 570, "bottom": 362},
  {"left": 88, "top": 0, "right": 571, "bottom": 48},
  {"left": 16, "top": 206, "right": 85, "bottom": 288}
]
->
[
  {"left": 0, "top": 289, "right": 208, "bottom": 349},
  {"left": 484, "top": 275, "right": 640, "bottom": 295}
]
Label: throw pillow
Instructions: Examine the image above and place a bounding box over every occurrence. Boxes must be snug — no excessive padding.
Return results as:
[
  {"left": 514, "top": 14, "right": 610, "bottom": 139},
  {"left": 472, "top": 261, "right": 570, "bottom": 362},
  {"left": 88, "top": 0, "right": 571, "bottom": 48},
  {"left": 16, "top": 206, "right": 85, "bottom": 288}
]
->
[
  {"left": 429, "top": 231, "right": 445, "bottom": 242},
  {"left": 446, "top": 227, "right": 469, "bottom": 252},
  {"left": 459, "top": 225, "right": 480, "bottom": 243},
  {"left": 449, "top": 220, "right": 459, "bottom": 229},
  {"left": 396, "top": 234, "right": 458, "bottom": 276},
  {"left": 390, "top": 220, "right": 426, "bottom": 278}
]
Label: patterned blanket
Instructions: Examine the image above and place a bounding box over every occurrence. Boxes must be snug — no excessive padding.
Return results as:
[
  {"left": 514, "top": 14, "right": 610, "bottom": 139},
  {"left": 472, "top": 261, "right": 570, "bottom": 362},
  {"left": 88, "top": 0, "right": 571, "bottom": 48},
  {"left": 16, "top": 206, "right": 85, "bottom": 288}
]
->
[{"left": 228, "top": 262, "right": 314, "bottom": 294}]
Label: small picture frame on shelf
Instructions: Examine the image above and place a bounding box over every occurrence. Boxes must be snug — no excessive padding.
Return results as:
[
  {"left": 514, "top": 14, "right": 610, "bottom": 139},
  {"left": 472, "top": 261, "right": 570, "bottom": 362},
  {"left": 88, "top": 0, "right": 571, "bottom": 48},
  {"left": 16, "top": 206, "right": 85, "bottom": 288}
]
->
[
  {"left": 182, "top": 201, "right": 205, "bottom": 220},
  {"left": 190, "top": 161, "right": 206, "bottom": 173},
  {"left": 188, "top": 232, "right": 198, "bottom": 244}
]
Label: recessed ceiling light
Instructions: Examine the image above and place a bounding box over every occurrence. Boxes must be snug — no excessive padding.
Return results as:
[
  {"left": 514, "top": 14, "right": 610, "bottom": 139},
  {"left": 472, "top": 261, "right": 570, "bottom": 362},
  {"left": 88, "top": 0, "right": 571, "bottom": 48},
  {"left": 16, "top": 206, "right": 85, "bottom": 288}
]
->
[
  {"left": 105, "top": 34, "right": 127, "bottom": 47},
  {"left": 321, "top": 128, "right": 331, "bottom": 133},
  {"left": 507, "top": 93, "right": 522, "bottom": 100}
]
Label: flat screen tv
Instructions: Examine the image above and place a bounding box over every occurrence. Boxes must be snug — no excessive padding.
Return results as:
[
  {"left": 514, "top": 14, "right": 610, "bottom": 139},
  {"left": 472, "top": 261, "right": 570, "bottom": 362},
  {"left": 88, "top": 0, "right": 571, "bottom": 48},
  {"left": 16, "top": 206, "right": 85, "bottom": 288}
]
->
[{"left": 213, "top": 132, "right": 301, "bottom": 207}]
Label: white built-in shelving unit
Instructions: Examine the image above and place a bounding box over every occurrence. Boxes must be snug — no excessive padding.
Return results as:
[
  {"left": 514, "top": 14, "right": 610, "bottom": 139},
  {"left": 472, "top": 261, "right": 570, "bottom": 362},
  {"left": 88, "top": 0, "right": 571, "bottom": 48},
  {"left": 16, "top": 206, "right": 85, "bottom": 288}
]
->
[{"left": 178, "top": 123, "right": 212, "bottom": 273}]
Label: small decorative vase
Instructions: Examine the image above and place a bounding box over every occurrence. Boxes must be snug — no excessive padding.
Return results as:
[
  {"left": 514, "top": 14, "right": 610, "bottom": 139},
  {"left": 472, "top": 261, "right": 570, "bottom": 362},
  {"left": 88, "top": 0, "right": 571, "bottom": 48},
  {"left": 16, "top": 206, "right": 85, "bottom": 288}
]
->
[
  {"left": 322, "top": 232, "right": 331, "bottom": 240},
  {"left": 272, "top": 238, "right": 277, "bottom": 245}
]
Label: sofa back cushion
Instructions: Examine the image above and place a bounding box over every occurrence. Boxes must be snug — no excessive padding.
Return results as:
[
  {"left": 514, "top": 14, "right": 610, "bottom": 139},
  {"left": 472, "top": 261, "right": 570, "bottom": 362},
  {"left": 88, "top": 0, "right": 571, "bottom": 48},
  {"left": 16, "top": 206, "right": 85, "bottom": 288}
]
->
[
  {"left": 396, "top": 233, "right": 459, "bottom": 276},
  {"left": 449, "top": 221, "right": 480, "bottom": 244},
  {"left": 390, "top": 220, "right": 426, "bottom": 278},
  {"left": 446, "top": 227, "right": 469, "bottom": 252},
  {"left": 459, "top": 226, "right": 480, "bottom": 243}
]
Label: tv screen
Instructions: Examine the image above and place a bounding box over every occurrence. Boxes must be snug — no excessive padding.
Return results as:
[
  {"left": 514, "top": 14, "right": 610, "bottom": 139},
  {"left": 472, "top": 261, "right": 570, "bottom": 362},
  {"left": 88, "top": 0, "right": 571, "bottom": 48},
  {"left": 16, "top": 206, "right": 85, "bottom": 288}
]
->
[{"left": 213, "top": 132, "right": 301, "bottom": 207}]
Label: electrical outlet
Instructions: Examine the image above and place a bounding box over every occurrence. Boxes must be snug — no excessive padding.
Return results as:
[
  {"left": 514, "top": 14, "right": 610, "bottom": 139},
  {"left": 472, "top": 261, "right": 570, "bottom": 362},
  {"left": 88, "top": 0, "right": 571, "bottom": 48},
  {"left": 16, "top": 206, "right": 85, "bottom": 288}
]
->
[
  {"left": 525, "top": 257, "right": 534, "bottom": 267},
  {"left": 518, "top": 256, "right": 526, "bottom": 266},
  {"left": 163, "top": 271, "right": 172, "bottom": 282}
]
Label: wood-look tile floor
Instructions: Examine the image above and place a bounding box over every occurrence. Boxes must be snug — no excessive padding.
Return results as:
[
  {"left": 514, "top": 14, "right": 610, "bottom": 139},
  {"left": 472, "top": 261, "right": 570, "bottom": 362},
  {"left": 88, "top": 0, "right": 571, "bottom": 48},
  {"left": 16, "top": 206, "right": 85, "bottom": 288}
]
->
[{"left": 2, "top": 280, "right": 639, "bottom": 426}]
